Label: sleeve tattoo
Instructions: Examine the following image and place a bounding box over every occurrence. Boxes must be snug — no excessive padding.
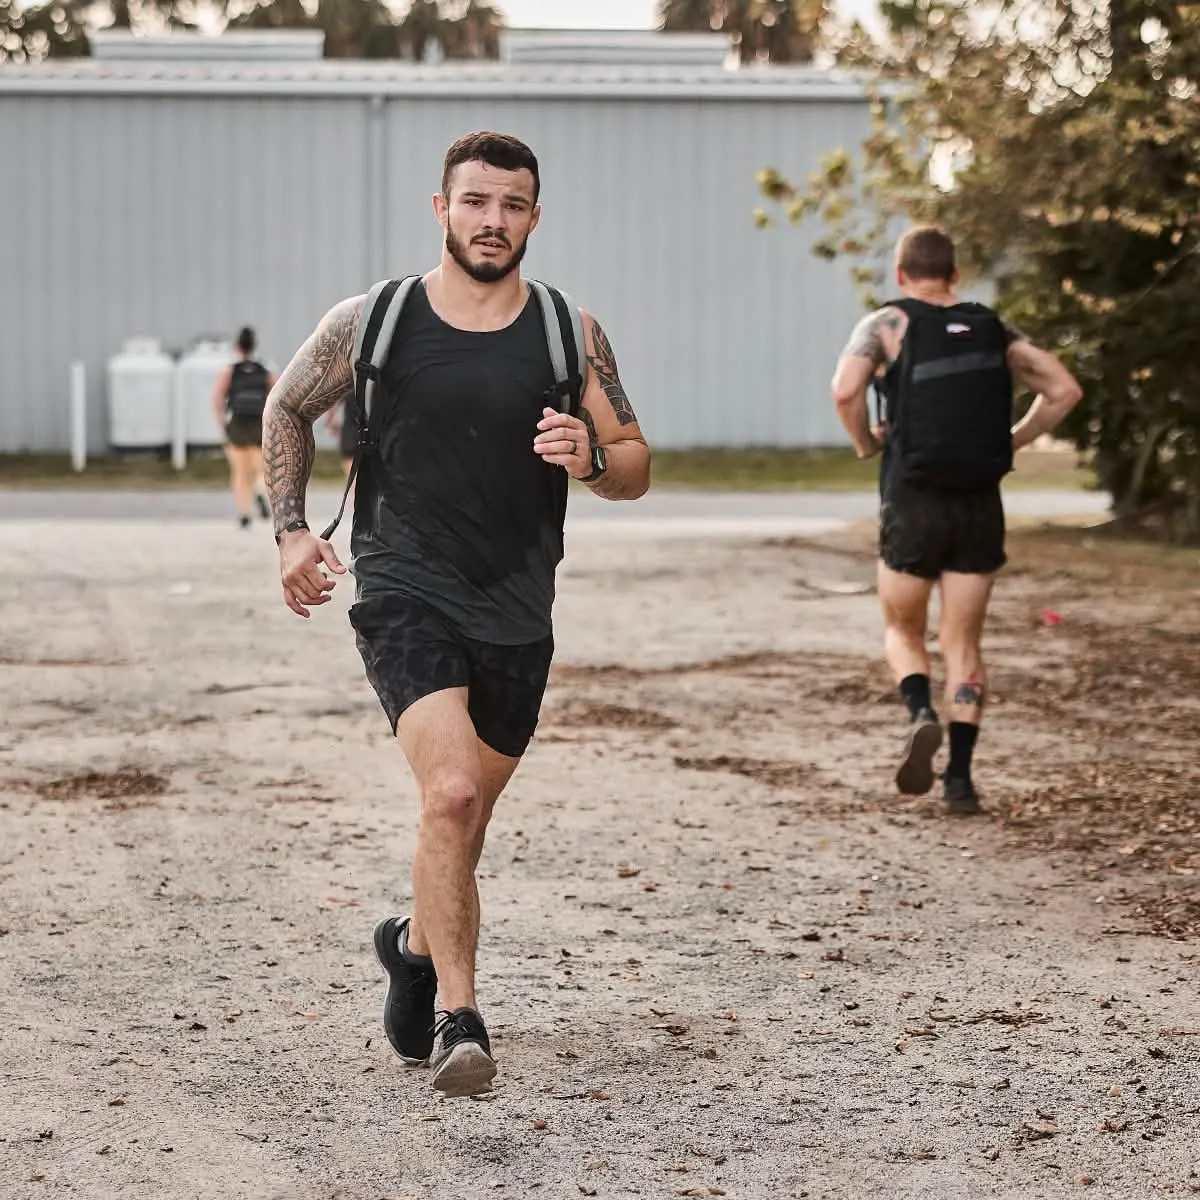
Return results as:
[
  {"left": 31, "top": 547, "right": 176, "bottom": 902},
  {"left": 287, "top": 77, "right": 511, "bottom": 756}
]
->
[
  {"left": 844, "top": 308, "right": 905, "bottom": 368},
  {"left": 579, "top": 406, "right": 599, "bottom": 447},
  {"left": 262, "top": 298, "right": 361, "bottom": 535},
  {"left": 587, "top": 320, "right": 638, "bottom": 426}
]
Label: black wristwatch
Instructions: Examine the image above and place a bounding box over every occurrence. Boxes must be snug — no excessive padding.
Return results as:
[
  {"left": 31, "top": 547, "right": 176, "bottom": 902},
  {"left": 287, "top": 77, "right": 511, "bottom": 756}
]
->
[
  {"left": 580, "top": 444, "right": 607, "bottom": 484},
  {"left": 274, "top": 519, "right": 310, "bottom": 544}
]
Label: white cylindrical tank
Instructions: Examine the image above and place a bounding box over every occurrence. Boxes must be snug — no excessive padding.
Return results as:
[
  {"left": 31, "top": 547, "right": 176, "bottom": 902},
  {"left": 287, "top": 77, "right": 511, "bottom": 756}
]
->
[
  {"left": 107, "top": 337, "right": 175, "bottom": 448},
  {"left": 178, "top": 339, "right": 235, "bottom": 447}
]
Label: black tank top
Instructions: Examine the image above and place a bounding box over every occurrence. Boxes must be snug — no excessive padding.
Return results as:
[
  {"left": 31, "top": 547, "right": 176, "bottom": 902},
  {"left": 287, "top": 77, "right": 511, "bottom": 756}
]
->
[{"left": 350, "top": 282, "right": 567, "bottom": 645}]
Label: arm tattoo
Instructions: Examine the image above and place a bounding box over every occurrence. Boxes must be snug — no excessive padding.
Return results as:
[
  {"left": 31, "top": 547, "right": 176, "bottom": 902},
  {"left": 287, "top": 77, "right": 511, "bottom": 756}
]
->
[
  {"left": 845, "top": 308, "right": 904, "bottom": 367},
  {"left": 262, "top": 297, "right": 361, "bottom": 535},
  {"left": 587, "top": 319, "right": 638, "bottom": 426},
  {"left": 579, "top": 406, "right": 599, "bottom": 448}
]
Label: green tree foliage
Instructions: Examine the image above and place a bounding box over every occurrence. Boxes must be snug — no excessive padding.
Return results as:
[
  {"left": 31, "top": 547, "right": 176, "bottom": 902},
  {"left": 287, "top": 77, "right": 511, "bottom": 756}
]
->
[
  {"left": 1, "top": 0, "right": 503, "bottom": 61},
  {"left": 758, "top": 0, "right": 1200, "bottom": 537},
  {"left": 659, "top": 0, "right": 829, "bottom": 64}
]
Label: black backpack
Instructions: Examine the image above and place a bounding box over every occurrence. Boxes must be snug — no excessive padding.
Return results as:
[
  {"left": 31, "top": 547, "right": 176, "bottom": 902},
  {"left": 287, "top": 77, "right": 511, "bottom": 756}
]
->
[
  {"left": 877, "top": 298, "right": 1014, "bottom": 492},
  {"left": 321, "top": 276, "right": 588, "bottom": 540},
  {"left": 226, "top": 360, "right": 270, "bottom": 420}
]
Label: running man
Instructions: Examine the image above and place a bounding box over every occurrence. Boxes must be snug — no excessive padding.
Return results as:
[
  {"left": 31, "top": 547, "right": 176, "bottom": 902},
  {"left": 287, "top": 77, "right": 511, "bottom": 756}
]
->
[
  {"left": 831, "top": 226, "right": 1082, "bottom": 814},
  {"left": 212, "top": 326, "right": 275, "bottom": 527},
  {"left": 262, "top": 132, "right": 651, "bottom": 1096}
]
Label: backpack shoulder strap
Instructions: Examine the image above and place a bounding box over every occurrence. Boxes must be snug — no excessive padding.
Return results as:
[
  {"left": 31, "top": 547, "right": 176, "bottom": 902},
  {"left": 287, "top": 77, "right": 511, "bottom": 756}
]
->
[
  {"left": 529, "top": 279, "right": 589, "bottom": 416},
  {"left": 320, "top": 275, "right": 419, "bottom": 541}
]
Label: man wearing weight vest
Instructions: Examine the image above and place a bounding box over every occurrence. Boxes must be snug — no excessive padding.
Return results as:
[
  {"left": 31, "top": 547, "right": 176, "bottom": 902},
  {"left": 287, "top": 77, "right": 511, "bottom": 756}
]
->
[
  {"left": 261, "top": 132, "right": 651, "bottom": 1096},
  {"left": 831, "top": 226, "right": 1081, "bottom": 814}
]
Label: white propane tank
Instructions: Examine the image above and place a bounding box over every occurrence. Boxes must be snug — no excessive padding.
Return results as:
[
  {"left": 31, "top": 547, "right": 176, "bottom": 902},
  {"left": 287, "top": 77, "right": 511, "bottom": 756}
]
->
[
  {"left": 178, "top": 339, "right": 236, "bottom": 447},
  {"left": 107, "top": 337, "right": 175, "bottom": 448}
]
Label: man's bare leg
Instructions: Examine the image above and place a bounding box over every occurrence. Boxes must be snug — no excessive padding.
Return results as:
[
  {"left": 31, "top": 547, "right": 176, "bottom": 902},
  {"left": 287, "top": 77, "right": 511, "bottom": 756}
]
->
[
  {"left": 878, "top": 562, "right": 943, "bottom": 794},
  {"left": 937, "top": 571, "right": 995, "bottom": 813},
  {"left": 396, "top": 688, "right": 519, "bottom": 1014}
]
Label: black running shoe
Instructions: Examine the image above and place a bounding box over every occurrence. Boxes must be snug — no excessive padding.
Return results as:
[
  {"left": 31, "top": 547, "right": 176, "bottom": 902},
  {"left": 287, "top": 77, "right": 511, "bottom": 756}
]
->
[
  {"left": 239, "top": 514, "right": 252, "bottom": 529},
  {"left": 255, "top": 493, "right": 270, "bottom": 521},
  {"left": 896, "top": 707, "right": 943, "bottom": 796},
  {"left": 373, "top": 916, "right": 438, "bottom": 1065},
  {"left": 429, "top": 1007, "right": 496, "bottom": 1098},
  {"left": 943, "top": 775, "right": 982, "bottom": 816}
]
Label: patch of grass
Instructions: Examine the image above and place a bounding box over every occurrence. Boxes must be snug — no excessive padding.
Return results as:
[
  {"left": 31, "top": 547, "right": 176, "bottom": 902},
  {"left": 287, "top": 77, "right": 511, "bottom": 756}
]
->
[
  {"left": 646, "top": 447, "right": 1095, "bottom": 492},
  {"left": 0, "top": 450, "right": 347, "bottom": 489},
  {"left": 1, "top": 447, "right": 1095, "bottom": 493}
]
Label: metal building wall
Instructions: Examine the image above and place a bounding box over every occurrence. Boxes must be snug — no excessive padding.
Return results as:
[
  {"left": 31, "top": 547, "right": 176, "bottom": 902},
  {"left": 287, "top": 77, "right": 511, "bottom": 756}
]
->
[
  {"left": 0, "top": 82, "right": 870, "bottom": 454},
  {"left": 379, "top": 95, "right": 870, "bottom": 449},
  {"left": 0, "top": 93, "right": 374, "bottom": 455}
]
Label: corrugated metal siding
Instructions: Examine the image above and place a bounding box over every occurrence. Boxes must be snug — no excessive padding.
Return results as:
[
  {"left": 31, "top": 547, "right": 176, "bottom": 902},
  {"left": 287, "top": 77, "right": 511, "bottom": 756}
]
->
[{"left": 0, "top": 85, "right": 871, "bottom": 454}]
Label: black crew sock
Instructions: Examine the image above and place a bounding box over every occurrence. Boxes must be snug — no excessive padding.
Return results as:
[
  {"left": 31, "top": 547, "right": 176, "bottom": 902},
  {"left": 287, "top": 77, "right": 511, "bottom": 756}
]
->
[
  {"left": 898, "top": 673, "right": 933, "bottom": 721},
  {"left": 946, "top": 722, "right": 979, "bottom": 781}
]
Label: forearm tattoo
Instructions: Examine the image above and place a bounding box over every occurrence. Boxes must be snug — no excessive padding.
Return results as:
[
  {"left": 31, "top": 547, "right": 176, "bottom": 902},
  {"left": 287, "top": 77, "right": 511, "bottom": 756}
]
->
[
  {"left": 579, "top": 406, "right": 599, "bottom": 448},
  {"left": 262, "top": 298, "right": 361, "bottom": 535},
  {"left": 845, "top": 308, "right": 905, "bottom": 367},
  {"left": 587, "top": 320, "right": 638, "bottom": 426}
]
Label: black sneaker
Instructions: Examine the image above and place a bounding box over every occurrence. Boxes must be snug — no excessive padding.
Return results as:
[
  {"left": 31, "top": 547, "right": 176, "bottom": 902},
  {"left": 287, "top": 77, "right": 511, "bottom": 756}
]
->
[
  {"left": 895, "top": 708, "right": 943, "bottom": 795},
  {"left": 239, "top": 514, "right": 252, "bottom": 529},
  {"left": 373, "top": 916, "right": 438, "bottom": 1065},
  {"left": 943, "top": 775, "right": 982, "bottom": 816},
  {"left": 255, "top": 493, "right": 270, "bottom": 520},
  {"left": 429, "top": 1007, "right": 496, "bottom": 1098}
]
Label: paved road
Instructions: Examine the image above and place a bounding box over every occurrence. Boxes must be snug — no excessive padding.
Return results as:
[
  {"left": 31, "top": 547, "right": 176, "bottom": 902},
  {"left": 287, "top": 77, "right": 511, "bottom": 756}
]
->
[{"left": 0, "top": 487, "right": 1110, "bottom": 535}]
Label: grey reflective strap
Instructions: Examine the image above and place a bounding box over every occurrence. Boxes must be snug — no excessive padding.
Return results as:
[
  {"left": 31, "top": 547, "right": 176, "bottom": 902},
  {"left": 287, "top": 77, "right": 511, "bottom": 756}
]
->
[
  {"left": 912, "top": 351, "right": 1007, "bottom": 384},
  {"left": 561, "top": 287, "right": 589, "bottom": 398},
  {"left": 357, "top": 276, "right": 418, "bottom": 425},
  {"left": 529, "top": 279, "right": 569, "bottom": 401},
  {"left": 319, "top": 276, "right": 418, "bottom": 541}
]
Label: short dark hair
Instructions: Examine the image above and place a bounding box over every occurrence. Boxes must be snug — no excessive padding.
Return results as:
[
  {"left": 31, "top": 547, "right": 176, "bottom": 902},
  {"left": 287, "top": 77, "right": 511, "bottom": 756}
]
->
[
  {"left": 896, "top": 226, "right": 957, "bottom": 282},
  {"left": 236, "top": 326, "right": 256, "bottom": 354},
  {"left": 441, "top": 131, "right": 540, "bottom": 203}
]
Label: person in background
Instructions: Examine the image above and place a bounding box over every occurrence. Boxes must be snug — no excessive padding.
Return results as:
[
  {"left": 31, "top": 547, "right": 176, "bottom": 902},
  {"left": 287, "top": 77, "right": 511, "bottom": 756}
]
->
[
  {"left": 212, "top": 326, "right": 276, "bottom": 527},
  {"left": 830, "top": 226, "right": 1082, "bottom": 815},
  {"left": 324, "top": 399, "right": 358, "bottom": 479}
]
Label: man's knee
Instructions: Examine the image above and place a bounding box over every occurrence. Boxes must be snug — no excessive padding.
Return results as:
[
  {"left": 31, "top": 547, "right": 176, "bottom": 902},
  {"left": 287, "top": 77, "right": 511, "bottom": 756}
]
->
[{"left": 421, "top": 769, "right": 483, "bottom": 832}]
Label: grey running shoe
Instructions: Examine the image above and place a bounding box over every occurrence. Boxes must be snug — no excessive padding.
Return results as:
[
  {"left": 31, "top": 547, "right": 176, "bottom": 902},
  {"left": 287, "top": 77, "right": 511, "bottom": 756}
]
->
[
  {"left": 943, "top": 775, "right": 982, "bottom": 816},
  {"left": 373, "top": 916, "right": 438, "bottom": 1064},
  {"left": 429, "top": 1007, "right": 496, "bottom": 1098},
  {"left": 896, "top": 708, "right": 943, "bottom": 795}
]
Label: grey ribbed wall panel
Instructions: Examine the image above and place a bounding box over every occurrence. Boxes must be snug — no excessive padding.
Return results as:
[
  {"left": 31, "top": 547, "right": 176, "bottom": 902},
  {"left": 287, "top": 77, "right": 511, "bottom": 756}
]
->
[{"left": 0, "top": 84, "right": 871, "bottom": 453}]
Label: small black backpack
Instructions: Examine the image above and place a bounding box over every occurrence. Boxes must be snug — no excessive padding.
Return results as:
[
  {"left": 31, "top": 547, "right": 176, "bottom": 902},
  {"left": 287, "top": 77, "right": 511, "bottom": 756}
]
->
[
  {"left": 877, "top": 298, "right": 1014, "bottom": 492},
  {"left": 226, "top": 360, "right": 270, "bottom": 420}
]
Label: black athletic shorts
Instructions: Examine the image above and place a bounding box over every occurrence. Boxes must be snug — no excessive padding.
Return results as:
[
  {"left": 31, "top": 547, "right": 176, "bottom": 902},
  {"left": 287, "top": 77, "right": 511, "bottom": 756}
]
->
[
  {"left": 348, "top": 592, "right": 554, "bottom": 759},
  {"left": 880, "top": 481, "right": 1007, "bottom": 579},
  {"left": 225, "top": 416, "right": 263, "bottom": 448}
]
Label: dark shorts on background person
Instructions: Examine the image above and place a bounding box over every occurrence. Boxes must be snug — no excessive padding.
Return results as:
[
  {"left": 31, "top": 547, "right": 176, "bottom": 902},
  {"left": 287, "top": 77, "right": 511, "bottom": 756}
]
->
[
  {"left": 880, "top": 481, "right": 1007, "bottom": 579},
  {"left": 226, "top": 416, "right": 263, "bottom": 448},
  {"left": 339, "top": 409, "right": 359, "bottom": 460},
  {"left": 348, "top": 592, "right": 554, "bottom": 759}
]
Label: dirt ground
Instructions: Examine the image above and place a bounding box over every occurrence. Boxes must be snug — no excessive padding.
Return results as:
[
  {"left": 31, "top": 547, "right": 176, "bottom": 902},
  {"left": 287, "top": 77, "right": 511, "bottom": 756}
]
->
[{"left": 1, "top": 509, "right": 1198, "bottom": 1200}]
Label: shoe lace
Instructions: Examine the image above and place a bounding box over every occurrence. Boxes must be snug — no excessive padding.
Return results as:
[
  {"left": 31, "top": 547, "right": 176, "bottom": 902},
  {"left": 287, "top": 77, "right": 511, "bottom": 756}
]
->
[{"left": 432, "top": 1008, "right": 484, "bottom": 1042}]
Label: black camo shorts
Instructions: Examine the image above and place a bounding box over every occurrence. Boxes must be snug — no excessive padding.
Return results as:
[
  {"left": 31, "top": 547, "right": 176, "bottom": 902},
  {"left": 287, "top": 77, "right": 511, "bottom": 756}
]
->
[
  {"left": 880, "top": 480, "right": 1007, "bottom": 579},
  {"left": 348, "top": 592, "right": 554, "bottom": 759}
]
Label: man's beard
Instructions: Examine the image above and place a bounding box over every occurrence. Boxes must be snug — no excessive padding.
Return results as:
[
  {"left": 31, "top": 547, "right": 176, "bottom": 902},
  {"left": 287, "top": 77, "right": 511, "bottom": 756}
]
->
[{"left": 445, "top": 220, "right": 528, "bottom": 283}]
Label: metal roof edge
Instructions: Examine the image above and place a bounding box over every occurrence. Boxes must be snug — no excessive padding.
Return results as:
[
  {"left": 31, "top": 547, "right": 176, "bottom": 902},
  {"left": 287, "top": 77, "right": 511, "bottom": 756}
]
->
[{"left": 0, "top": 76, "right": 871, "bottom": 101}]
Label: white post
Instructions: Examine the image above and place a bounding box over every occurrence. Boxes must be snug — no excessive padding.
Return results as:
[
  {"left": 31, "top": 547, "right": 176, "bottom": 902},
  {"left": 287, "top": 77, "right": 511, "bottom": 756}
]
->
[
  {"left": 70, "top": 361, "right": 87, "bottom": 472},
  {"left": 171, "top": 365, "right": 187, "bottom": 471}
]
